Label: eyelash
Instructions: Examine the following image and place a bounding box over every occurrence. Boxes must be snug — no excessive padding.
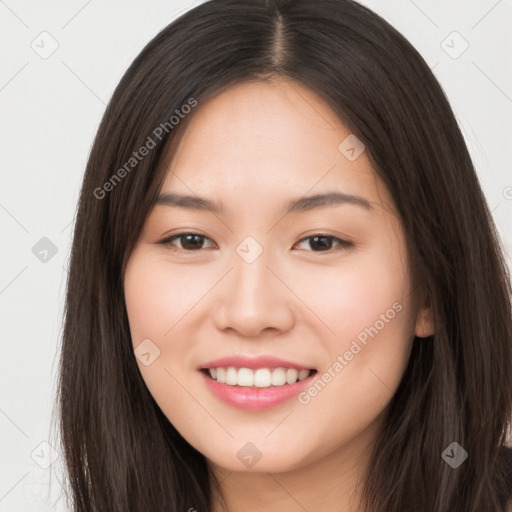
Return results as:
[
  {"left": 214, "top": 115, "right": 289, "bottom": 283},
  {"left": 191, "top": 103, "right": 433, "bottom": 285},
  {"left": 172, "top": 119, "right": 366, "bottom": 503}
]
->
[{"left": 157, "top": 232, "right": 353, "bottom": 254}]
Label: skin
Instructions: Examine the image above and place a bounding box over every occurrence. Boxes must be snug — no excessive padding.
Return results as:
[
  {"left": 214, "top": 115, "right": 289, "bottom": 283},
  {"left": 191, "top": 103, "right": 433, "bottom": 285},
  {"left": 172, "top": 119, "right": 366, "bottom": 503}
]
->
[{"left": 123, "top": 76, "right": 434, "bottom": 511}]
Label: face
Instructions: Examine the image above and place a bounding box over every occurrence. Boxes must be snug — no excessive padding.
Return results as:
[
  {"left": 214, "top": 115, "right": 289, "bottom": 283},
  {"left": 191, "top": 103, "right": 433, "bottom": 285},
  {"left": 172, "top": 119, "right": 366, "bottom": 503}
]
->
[{"left": 123, "top": 77, "right": 432, "bottom": 474}]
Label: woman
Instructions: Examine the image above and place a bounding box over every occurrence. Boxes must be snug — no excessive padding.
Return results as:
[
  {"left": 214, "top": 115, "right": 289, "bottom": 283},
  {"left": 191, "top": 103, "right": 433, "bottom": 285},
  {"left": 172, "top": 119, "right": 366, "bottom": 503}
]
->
[{"left": 55, "top": 0, "right": 512, "bottom": 510}]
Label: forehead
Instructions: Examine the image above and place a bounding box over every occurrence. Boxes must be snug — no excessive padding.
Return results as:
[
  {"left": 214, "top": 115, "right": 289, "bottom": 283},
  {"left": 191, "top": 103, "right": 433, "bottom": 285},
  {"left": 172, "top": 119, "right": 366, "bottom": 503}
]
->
[{"left": 160, "top": 78, "right": 391, "bottom": 214}]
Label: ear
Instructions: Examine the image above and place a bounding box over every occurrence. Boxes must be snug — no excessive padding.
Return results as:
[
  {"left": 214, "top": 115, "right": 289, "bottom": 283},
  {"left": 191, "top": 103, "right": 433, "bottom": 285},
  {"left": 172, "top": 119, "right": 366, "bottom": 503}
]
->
[{"left": 414, "top": 291, "right": 435, "bottom": 338}]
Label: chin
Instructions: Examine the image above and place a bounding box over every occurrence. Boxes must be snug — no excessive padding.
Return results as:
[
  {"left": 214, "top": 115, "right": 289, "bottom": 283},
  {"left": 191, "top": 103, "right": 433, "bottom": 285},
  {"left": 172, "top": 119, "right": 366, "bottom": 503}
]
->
[{"left": 206, "top": 449, "right": 310, "bottom": 474}]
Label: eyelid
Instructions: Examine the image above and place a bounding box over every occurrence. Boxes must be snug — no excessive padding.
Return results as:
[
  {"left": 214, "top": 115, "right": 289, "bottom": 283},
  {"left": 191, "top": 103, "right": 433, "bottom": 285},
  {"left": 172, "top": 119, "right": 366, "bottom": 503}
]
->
[
  {"left": 157, "top": 231, "right": 217, "bottom": 250},
  {"left": 157, "top": 231, "right": 353, "bottom": 253},
  {"left": 294, "top": 233, "right": 353, "bottom": 252}
]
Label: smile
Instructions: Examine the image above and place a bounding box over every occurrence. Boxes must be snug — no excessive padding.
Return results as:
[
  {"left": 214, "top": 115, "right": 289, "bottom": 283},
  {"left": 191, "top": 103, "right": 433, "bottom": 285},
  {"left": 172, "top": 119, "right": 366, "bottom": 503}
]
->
[
  {"left": 204, "top": 367, "right": 313, "bottom": 387},
  {"left": 199, "top": 356, "right": 317, "bottom": 410}
]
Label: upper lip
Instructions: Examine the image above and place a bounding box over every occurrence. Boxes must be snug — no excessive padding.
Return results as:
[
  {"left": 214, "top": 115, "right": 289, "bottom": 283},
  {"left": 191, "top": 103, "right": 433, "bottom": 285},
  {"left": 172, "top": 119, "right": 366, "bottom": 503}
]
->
[{"left": 199, "top": 356, "right": 315, "bottom": 371}]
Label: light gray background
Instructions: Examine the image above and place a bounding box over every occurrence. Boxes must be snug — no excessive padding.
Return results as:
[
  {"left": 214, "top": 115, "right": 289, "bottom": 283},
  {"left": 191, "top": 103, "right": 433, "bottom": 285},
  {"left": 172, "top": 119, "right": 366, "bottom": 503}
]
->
[{"left": 1, "top": 0, "right": 511, "bottom": 510}]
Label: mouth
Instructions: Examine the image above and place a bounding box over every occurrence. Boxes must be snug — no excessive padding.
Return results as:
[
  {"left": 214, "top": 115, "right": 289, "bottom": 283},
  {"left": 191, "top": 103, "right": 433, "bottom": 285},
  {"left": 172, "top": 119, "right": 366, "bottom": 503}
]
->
[
  {"left": 200, "top": 366, "right": 317, "bottom": 387},
  {"left": 198, "top": 358, "right": 318, "bottom": 411}
]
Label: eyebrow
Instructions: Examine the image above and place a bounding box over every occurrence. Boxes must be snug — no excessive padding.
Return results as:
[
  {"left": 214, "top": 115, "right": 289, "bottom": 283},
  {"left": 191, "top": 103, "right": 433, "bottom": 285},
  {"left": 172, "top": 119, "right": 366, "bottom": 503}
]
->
[{"left": 155, "top": 191, "right": 372, "bottom": 214}]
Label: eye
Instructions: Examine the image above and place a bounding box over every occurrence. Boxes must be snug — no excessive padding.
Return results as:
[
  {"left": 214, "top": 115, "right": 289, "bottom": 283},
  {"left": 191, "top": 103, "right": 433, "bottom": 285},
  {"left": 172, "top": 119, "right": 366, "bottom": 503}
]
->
[
  {"left": 158, "top": 232, "right": 216, "bottom": 251},
  {"left": 293, "top": 234, "right": 352, "bottom": 253},
  {"left": 157, "top": 232, "right": 352, "bottom": 253}
]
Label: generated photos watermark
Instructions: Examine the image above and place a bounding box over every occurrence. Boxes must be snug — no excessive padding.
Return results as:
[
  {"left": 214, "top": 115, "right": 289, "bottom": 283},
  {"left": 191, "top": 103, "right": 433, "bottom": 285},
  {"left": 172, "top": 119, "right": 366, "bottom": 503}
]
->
[
  {"left": 298, "top": 301, "right": 403, "bottom": 405},
  {"left": 93, "top": 97, "right": 198, "bottom": 200}
]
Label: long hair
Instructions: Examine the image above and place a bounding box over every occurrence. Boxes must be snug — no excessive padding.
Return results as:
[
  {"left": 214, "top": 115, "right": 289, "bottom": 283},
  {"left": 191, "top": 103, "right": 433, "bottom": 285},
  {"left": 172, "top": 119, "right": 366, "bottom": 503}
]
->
[{"left": 53, "top": 0, "right": 512, "bottom": 510}]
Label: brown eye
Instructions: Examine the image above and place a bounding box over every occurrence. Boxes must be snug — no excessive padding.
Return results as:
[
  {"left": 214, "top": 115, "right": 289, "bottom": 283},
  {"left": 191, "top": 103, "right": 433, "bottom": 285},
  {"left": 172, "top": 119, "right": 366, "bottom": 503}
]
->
[
  {"left": 157, "top": 232, "right": 352, "bottom": 253},
  {"left": 294, "top": 234, "right": 352, "bottom": 252},
  {"left": 159, "top": 233, "right": 216, "bottom": 251}
]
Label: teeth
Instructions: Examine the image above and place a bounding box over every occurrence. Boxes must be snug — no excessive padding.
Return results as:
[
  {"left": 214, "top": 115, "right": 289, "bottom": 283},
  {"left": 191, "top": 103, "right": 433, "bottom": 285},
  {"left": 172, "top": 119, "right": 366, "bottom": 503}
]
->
[
  {"left": 216, "top": 367, "right": 226, "bottom": 383},
  {"left": 207, "top": 366, "right": 312, "bottom": 387},
  {"left": 225, "top": 366, "right": 238, "bottom": 385},
  {"left": 271, "top": 368, "right": 287, "bottom": 386},
  {"left": 286, "top": 368, "right": 298, "bottom": 384},
  {"left": 238, "top": 367, "right": 254, "bottom": 386},
  {"left": 254, "top": 368, "right": 271, "bottom": 388},
  {"left": 298, "top": 369, "right": 310, "bottom": 381}
]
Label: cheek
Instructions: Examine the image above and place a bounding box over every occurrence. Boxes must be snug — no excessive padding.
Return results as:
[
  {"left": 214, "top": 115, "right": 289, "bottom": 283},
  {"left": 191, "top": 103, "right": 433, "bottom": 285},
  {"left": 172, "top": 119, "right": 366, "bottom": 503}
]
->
[
  {"left": 123, "top": 249, "right": 208, "bottom": 416},
  {"left": 290, "top": 239, "right": 415, "bottom": 402},
  {"left": 294, "top": 246, "right": 415, "bottom": 431},
  {"left": 124, "top": 250, "right": 213, "bottom": 347},
  {"left": 286, "top": 243, "right": 412, "bottom": 348}
]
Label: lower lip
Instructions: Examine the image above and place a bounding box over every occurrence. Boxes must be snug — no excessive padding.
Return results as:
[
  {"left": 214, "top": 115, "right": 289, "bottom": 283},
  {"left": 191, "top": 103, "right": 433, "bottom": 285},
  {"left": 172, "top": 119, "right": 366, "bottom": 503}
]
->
[{"left": 200, "top": 370, "right": 316, "bottom": 411}]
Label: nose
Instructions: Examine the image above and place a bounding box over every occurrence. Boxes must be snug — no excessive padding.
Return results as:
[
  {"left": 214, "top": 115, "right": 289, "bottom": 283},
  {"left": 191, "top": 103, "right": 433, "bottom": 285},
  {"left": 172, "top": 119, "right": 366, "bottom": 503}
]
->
[{"left": 211, "top": 247, "right": 296, "bottom": 338}]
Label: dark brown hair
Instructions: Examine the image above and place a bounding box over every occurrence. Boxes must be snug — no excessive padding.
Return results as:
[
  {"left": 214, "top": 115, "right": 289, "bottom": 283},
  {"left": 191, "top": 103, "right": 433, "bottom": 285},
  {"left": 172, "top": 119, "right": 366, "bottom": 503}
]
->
[{"left": 53, "top": 0, "right": 512, "bottom": 510}]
